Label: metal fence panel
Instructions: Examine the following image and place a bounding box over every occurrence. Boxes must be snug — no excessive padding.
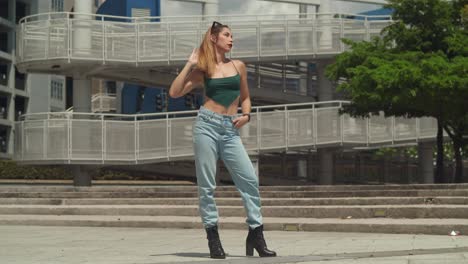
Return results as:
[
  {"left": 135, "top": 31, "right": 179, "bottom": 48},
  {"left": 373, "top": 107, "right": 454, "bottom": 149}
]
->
[
  {"left": 138, "top": 119, "right": 168, "bottom": 160},
  {"left": 288, "top": 109, "right": 314, "bottom": 147},
  {"left": 287, "top": 20, "right": 315, "bottom": 55},
  {"left": 240, "top": 114, "right": 258, "bottom": 151},
  {"left": 316, "top": 108, "right": 340, "bottom": 144},
  {"left": 46, "top": 119, "right": 68, "bottom": 159},
  {"left": 23, "top": 120, "right": 45, "bottom": 160},
  {"left": 71, "top": 120, "right": 102, "bottom": 159},
  {"left": 369, "top": 113, "right": 393, "bottom": 144},
  {"left": 169, "top": 117, "right": 195, "bottom": 157},
  {"left": 342, "top": 114, "right": 367, "bottom": 143},
  {"left": 419, "top": 117, "right": 437, "bottom": 139},
  {"left": 23, "top": 21, "right": 48, "bottom": 60},
  {"left": 48, "top": 18, "right": 68, "bottom": 58},
  {"left": 394, "top": 117, "right": 417, "bottom": 141},
  {"left": 104, "top": 21, "right": 135, "bottom": 61},
  {"left": 260, "top": 22, "right": 287, "bottom": 56},
  {"left": 260, "top": 111, "right": 286, "bottom": 149},
  {"left": 105, "top": 121, "right": 135, "bottom": 160},
  {"left": 138, "top": 23, "right": 169, "bottom": 61}
]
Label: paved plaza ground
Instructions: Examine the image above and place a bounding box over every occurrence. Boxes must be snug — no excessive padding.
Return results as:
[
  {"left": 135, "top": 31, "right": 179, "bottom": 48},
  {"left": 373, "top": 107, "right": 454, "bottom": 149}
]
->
[{"left": 1, "top": 225, "right": 468, "bottom": 264}]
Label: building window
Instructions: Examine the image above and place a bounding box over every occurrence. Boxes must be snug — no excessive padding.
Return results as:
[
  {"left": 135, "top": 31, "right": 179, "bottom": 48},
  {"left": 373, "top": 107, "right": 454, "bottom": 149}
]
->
[
  {"left": 50, "top": 79, "right": 63, "bottom": 100},
  {"left": 51, "top": 0, "right": 64, "bottom": 12}
]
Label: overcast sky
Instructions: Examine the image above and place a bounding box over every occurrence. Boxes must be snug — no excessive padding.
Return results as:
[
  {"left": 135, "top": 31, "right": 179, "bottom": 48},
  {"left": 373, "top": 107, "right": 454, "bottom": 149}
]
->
[{"left": 162, "top": 0, "right": 383, "bottom": 16}]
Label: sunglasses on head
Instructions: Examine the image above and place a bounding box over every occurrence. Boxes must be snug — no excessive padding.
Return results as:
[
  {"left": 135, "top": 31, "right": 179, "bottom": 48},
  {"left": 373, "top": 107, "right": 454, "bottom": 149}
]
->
[{"left": 211, "top": 21, "right": 223, "bottom": 33}]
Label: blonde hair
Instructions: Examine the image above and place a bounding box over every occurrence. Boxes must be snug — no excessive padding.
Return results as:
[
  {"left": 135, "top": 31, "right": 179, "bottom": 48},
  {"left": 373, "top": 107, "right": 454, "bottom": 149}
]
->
[{"left": 197, "top": 23, "right": 229, "bottom": 77}]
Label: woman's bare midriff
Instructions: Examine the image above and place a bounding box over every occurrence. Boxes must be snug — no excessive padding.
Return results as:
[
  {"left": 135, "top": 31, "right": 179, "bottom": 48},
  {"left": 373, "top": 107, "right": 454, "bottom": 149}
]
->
[{"left": 203, "top": 96, "right": 240, "bottom": 115}]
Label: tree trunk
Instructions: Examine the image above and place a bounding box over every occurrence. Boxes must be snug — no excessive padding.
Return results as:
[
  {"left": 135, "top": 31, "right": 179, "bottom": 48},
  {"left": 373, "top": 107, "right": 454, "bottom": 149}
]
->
[{"left": 435, "top": 120, "right": 445, "bottom": 183}]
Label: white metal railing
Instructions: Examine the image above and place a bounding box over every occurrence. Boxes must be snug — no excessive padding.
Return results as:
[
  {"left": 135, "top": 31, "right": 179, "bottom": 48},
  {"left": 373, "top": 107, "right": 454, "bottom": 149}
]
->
[
  {"left": 92, "top": 93, "right": 116, "bottom": 113},
  {"left": 16, "top": 12, "right": 392, "bottom": 66},
  {"left": 13, "top": 101, "right": 438, "bottom": 164}
]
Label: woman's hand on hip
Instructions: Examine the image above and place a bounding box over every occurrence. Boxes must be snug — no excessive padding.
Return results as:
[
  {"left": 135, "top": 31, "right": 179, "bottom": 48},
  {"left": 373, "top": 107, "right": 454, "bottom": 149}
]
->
[{"left": 232, "top": 115, "right": 249, "bottom": 129}]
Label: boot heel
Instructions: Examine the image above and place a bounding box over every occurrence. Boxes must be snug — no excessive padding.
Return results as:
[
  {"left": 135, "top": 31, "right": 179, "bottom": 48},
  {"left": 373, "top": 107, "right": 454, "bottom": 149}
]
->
[{"left": 246, "top": 243, "right": 254, "bottom": 256}]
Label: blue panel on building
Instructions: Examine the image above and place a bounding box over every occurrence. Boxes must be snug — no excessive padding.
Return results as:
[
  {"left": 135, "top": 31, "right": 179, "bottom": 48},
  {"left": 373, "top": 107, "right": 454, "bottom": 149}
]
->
[
  {"left": 97, "top": 0, "right": 160, "bottom": 19},
  {"left": 121, "top": 84, "right": 140, "bottom": 114},
  {"left": 357, "top": 8, "right": 393, "bottom": 20},
  {"left": 167, "top": 96, "right": 186, "bottom": 112}
]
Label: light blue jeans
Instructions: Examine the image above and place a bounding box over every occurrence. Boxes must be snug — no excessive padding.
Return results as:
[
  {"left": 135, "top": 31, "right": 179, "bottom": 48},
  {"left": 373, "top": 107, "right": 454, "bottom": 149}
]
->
[{"left": 192, "top": 106, "right": 262, "bottom": 229}]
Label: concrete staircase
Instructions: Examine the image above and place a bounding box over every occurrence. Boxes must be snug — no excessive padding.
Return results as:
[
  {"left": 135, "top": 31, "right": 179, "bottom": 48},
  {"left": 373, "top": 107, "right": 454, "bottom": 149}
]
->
[{"left": 1, "top": 184, "right": 468, "bottom": 235}]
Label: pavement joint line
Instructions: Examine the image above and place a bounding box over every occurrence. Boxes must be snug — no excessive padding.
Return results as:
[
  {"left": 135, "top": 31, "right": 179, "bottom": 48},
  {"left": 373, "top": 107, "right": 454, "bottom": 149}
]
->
[{"left": 148, "top": 247, "right": 468, "bottom": 264}]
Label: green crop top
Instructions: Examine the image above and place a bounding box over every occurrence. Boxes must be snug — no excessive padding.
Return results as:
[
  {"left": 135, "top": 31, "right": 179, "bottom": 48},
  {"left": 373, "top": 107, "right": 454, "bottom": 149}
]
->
[{"left": 204, "top": 62, "right": 241, "bottom": 108}]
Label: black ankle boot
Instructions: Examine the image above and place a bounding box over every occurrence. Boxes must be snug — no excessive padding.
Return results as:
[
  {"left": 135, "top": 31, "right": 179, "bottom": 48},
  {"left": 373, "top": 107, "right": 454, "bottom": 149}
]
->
[
  {"left": 205, "top": 225, "right": 226, "bottom": 259},
  {"left": 246, "top": 225, "right": 277, "bottom": 257}
]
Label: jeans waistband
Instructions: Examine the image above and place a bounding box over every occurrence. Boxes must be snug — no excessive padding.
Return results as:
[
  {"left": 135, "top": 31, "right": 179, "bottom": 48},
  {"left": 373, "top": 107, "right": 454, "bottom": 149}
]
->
[{"left": 198, "top": 106, "right": 237, "bottom": 122}]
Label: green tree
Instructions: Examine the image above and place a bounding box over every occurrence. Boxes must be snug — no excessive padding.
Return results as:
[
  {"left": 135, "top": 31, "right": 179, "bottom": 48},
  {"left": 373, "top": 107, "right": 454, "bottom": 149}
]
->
[{"left": 327, "top": 0, "right": 468, "bottom": 182}]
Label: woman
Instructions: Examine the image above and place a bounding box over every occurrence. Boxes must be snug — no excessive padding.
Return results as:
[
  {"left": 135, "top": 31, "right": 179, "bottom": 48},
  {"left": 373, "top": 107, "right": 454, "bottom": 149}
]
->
[{"left": 169, "top": 21, "right": 276, "bottom": 259}]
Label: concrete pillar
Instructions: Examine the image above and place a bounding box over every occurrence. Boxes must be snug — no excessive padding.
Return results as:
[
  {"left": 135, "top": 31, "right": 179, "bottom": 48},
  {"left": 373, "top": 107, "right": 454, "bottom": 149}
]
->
[
  {"left": 316, "top": 59, "right": 335, "bottom": 185},
  {"left": 382, "top": 156, "right": 390, "bottom": 183},
  {"left": 307, "top": 63, "right": 315, "bottom": 98},
  {"left": 318, "top": 0, "right": 333, "bottom": 50},
  {"left": 7, "top": 0, "right": 15, "bottom": 156},
  {"left": 71, "top": 78, "right": 92, "bottom": 186},
  {"left": 7, "top": 93, "right": 15, "bottom": 154},
  {"left": 298, "top": 62, "right": 308, "bottom": 96},
  {"left": 115, "top": 82, "right": 123, "bottom": 114},
  {"left": 72, "top": 79, "right": 92, "bottom": 112},
  {"left": 281, "top": 152, "right": 287, "bottom": 179},
  {"left": 318, "top": 148, "right": 333, "bottom": 185},
  {"left": 297, "top": 159, "right": 307, "bottom": 178},
  {"left": 7, "top": 0, "right": 15, "bottom": 53},
  {"left": 316, "top": 59, "right": 334, "bottom": 101},
  {"left": 72, "top": 165, "right": 91, "bottom": 186},
  {"left": 202, "top": 0, "right": 218, "bottom": 16},
  {"left": 73, "top": 0, "right": 92, "bottom": 56},
  {"left": 71, "top": 0, "right": 93, "bottom": 186},
  {"left": 418, "top": 142, "right": 434, "bottom": 183},
  {"left": 307, "top": 151, "right": 315, "bottom": 182}
]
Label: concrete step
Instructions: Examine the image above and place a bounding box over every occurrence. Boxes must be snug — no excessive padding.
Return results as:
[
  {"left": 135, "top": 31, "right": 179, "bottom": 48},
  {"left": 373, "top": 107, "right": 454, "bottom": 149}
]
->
[
  {"left": 0, "top": 196, "right": 467, "bottom": 206},
  {"left": 1, "top": 189, "right": 468, "bottom": 198},
  {"left": 2, "top": 183, "right": 468, "bottom": 192},
  {"left": 0, "top": 214, "right": 466, "bottom": 235},
  {"left": 1, "top": 204, "right": 468, "bottom": 218}
]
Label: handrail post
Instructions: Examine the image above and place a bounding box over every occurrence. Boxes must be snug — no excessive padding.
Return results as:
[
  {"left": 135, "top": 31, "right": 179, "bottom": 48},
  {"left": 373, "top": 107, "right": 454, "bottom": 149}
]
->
[
  {"left": 313, "top": 103, "right": 317, "bottom": 147},
  {"left": 135, "top": 18, "right": 139, "bottom": 66},
  {"left": 67, "top": 13, "right": 71, "bottom": 62},
  {"left": 135, "top": 115, "right": 138, "bottom": 163},
  {"left": 285, "top": 105, "right": 288, "bottom": 150},
  {"left": 340, "top": 103, "right": 344, "bottom": 146},
  {"left": 256, "top": 107, "right": 261, "bottom": 153},
  {"left": 43, "top": 119, "right": 47, "bottom": 160},
  {"left": 102, "top": 15, "right": 105, "bottom": 63},
  {"left": 257, "top": 20, "right": 261, "bottom": 61},
  {"left": 46, "top": 14, "right": 50, "bottom": 60},
  {"left": 68, "top": 114, "right": 71, "bottom": 163},
  {"left": 101, "top": 115, "right": 105, "bottom": 163},
  {"left": 166, "top": 112, "right": 170, "bottom": 160}
]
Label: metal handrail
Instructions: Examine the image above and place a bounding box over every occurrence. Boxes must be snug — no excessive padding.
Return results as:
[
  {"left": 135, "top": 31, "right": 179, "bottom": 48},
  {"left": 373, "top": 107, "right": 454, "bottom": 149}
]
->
[
  {"left": 16, "top": 12, "right": 393, "bottom": 67},
  {"left": 14, "top": 101, "right": 438, "bottom": 164},
  {"left": 18, "top": 12, "right": 392, "bottom": 24}
]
